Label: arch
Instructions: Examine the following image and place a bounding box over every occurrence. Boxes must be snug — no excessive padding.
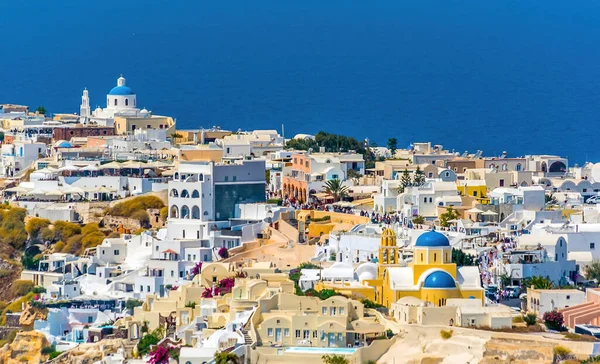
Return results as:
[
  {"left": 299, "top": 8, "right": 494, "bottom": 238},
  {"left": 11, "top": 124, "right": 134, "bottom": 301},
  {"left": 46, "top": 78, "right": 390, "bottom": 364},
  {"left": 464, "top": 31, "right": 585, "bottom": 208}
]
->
[
  {"left": 500, "top": 212, "right": 505, "bottom": 222},
  {"left": 549, "top": 161, "right": 566, "bottom": 173},
  {"left": 114, "top": 98, "right": 117, "bottom": 106},
  {"left": 502, "top": 163, "right": 508, "bottom": 171},
  {"left": 541, "top": 162, "right": 548, "bottom": 173},
  {"left": 174, "top": 172, "right": 180, "bottom": 180},
  {"left": 125, "top": 99, "right": 129, "bottom": 106},
  {"left": 192, "top": 206, "right": 200, "bottom": 219},
  {"left": 170, "top": 189, "right": 179, "bottom": 197},
  {"left": 515, "top": 163, "right": 522, "bottom": 171},
  {"left": 170, "top": 205, "right": 179, "bottom": 218},
  {"left": 192, "top": 190, "right": 200, "bottom": 198},
  {"left": 198, "top": 173, "right": 204, "bottom": 181},
  {"left": 181, "top": 189, "right": 190, "bottom": 198},
  {"left": 181, "top": 205, "right": 190, "bottom": 219}
]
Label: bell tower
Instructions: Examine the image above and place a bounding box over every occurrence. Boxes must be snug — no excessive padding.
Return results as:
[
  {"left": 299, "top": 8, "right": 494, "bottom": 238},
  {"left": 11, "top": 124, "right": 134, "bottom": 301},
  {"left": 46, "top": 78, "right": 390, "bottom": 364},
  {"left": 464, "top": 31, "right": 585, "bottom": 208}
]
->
[
  {"left": 377, "top": 227, "right": 401, "bottom": 279},
  {"left": 80, "top": 88, "right": 90, "bottom": 118}
]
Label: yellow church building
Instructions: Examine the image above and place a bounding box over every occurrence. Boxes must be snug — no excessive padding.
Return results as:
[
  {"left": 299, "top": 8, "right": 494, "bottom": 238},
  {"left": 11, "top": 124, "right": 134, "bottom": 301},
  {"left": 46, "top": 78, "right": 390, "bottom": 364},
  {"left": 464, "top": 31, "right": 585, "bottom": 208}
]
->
[{"left": 374, "top": 228, "right": 484, "bottom": 308}]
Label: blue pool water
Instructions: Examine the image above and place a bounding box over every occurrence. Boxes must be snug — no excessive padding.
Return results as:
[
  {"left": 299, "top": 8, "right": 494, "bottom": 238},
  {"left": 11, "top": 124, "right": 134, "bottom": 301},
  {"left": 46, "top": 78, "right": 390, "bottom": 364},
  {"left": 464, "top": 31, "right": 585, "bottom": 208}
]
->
[{"left": 285, "top": 347, "right": 358, "bottom": 355}]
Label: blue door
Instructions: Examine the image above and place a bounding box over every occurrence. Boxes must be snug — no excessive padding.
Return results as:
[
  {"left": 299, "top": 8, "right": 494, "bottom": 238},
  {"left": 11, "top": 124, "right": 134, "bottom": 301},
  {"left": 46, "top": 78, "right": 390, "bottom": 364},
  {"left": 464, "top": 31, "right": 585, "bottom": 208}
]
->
[{"left": 328, "top": 332, "right": 335, "bottom": 347}]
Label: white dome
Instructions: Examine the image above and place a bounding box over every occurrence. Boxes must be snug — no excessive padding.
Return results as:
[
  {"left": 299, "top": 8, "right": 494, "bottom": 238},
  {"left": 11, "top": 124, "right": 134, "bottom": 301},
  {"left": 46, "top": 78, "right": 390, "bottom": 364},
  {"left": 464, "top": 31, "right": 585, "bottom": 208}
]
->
[{"left": 140, "top": 108, "right": 149, "bottom": 114}]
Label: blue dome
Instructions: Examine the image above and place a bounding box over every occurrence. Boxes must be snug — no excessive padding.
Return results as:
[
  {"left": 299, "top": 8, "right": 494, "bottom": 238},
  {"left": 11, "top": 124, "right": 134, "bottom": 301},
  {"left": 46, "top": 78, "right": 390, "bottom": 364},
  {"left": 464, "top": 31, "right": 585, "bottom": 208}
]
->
[
  {"left": 423, "top": 271, "right": 456, "bottom": 289},
  {"left": 415, "top": 231, "right": 450, "bottom": 247},
  {"left": 108, "top": 85, "right": 134, "bottom": 95}
]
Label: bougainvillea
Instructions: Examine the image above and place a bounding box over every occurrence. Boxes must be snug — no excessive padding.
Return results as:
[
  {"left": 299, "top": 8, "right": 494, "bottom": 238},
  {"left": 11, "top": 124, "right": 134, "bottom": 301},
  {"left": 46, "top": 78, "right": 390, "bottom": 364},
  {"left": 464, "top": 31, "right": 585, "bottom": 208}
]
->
[
  {"left": 191, "top": 262, "right": 202, "bottom": 277},
  {"left": 215, "top": 277, "right": 235, "bottom": 296},
  {"left": 148, "top": 346, "right": 170, "bottom": 364},
  {"left": 218, "top": 247, "right": 229, "bottom": 259},
  {"left": 201, "top": 287, "right": 213, "bottom": 298},
  {"left": 543, "top": 310, "right": 564, "bottom": 331}
]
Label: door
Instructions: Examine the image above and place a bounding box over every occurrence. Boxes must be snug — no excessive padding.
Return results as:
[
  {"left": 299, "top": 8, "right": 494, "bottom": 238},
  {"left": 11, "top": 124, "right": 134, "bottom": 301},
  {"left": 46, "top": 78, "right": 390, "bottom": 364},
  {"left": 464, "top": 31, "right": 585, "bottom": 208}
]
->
[
  {"left": 275, "top": 328, "right": 282, "bottom": 342},
  {"left": 328, "top": 332, "right": 335, "bottom": 347}
]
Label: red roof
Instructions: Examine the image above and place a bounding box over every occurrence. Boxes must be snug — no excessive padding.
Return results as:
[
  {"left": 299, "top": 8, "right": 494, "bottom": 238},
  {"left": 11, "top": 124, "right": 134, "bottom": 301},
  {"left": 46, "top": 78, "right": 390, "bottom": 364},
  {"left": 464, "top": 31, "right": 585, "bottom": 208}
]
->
[{"left": 162, "top": 249, "right": 177, "bottom": 254}]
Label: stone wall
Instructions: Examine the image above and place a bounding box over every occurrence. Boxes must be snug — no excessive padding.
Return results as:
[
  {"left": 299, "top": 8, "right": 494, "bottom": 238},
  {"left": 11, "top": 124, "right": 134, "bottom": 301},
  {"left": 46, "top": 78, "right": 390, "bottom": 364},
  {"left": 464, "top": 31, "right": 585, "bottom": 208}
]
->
[{"left": 103, "top": 215, "right": 142, "bottom": 232}]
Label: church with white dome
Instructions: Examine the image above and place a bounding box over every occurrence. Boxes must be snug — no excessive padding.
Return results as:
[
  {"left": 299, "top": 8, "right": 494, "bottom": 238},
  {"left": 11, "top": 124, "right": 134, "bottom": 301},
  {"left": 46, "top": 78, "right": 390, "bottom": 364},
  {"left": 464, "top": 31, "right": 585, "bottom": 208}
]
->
[{"left": 80, "top": 75, "right": 152, "bottom": 126}]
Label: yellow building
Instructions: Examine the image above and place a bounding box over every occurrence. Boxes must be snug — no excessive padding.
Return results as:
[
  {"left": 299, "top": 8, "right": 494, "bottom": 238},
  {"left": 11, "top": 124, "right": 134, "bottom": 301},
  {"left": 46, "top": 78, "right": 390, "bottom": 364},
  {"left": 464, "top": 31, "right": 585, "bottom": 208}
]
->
[
  {"left": 457, "top": 180, "right": 488, "bottom": 202},
  {"left": 114, "top": 115, "right": 175, "bottom": 135},
  {"left": 378, "top": 230, "right": 484, "bottom": 308}
]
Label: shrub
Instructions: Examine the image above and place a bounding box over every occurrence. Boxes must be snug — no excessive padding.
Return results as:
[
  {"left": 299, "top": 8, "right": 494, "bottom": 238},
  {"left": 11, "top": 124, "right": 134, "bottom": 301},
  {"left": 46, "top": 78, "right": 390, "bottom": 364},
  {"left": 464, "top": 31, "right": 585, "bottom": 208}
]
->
[
  {"left": 126, "top": 299, "right": 144, "bottom": 310},
  {"left": 563, "top": 332, "right": 598, "bottom": 342},
  {"left": 543, "top": 310, "right": 564, "bottom": 331},
  {"left": 512, "top": 315, "right": 524, "bottom": 323},
  {"left": 11, "top": 280, "right": 34, "bottom": 296},
  {"left": 108, "top": 196, "right": 165, "bottom": 217},
  {"left": 524, "top": 312, "right": 537, "bottom": 326},
  {"left": 185, "top": 301, "right": 196, "bottom": 309},
  {"left": 412, "top": 215, "right": 425, "bottom": 225},
  {"left": 440, "top": 329, "right": 453, "bottom": 340},
  {"left": 31, "top": 286, "right": 46, "bottom": 294},
  {"left": 137, "top": 327, "right": 164, "bottom": 355},
  {"left": 321, "top": 354, "right": 349, "bottom": 364},
  {"left": 25, "top": 217, "right": 51, "bottom": 241},
  {"left": 553, "top": 345, "right": 573, "bottom": 361},
  {"left": 159, "top": 206, "right": 168, "bottom": 220},
  {"left": 0, "top": 269, "right": 11, "bottom": 278},
  {"left": 362, "top": 299, "right": 385, "bottom": 309}
]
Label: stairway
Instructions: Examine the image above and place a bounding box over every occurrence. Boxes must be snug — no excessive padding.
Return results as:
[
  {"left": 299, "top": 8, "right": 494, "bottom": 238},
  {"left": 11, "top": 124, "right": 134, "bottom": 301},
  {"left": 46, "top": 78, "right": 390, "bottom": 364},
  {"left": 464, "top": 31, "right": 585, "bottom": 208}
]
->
[{"left": 241, "top": 329, "right": 253, "bottom": 345}]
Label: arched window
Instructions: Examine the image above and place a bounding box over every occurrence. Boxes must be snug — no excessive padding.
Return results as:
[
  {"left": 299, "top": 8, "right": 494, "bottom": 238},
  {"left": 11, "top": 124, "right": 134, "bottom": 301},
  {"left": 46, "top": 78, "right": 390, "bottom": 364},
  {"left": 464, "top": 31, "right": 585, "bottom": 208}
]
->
[
  {"left": 174, "top": 172, "right": 179, "bottom": 180},
  {"left": 114, "top": 99, "right": 117, "bottom": 106},
  {"left": 170, "top": 205, "right": 179, "bottom": 218},
  {"left": 515, "top": 163, "right": 522, "bottom": 171},
  {"left": 181, "top": 189, "right": 190, "bottom": 198},
  {"left": 170, "top": 189, "right": 179, "bottom": 197},
  {"left": 199, "top": 173, "right": 204, "bottom": 181},
  {"left": 192, "top": 206, "right": 200, "bottom": 219},
  {"left": 181, "top": 205, "right": 190, "bottom": 219},
  {"left": 192, "top": 190, "right": 200, "bottom": 198},
  {"left": 125, "top": 99, "right": 129, "bottom": 106},
  {"left": 502, "top": 163, "right": 508, "bottom": 171},
  {"left": 434, "top": 253, "right": 437, "bottom": 262}
]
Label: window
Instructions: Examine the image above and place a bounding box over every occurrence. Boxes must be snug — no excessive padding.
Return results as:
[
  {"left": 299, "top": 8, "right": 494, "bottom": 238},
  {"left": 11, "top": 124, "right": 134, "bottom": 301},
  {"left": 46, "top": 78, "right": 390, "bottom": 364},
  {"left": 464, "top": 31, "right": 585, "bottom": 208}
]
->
[
  {"left": 224, "top": 176, "right": 229, "bottom": 182},
  {"left": 583, "top": 188, "right": 588, "bottom": 192},
  {"left": 322, "top": 307, "right": 327, "bottom": 315},
  {"left": 171, "top": 270, "right": 174, "bottom": 277},
  {"left": 156, "top": 246, "right": 159, "bottom": 251},
  {"left": 140, "top": 285, "right": 143, "bottom": 292},
  {"left": 267, "top": 328, "right": 273, "bottom": 337},
  {"left": 592, "top": 243, "right": 596, "bottom": 249},
  {"left": 499, "top": 179, "right": 505, "bottom": 187},
  {"left": 339, "top": 307, "right": 344, "bottom": 315},
  {"left": 88, "top": 316, "right": 94, "bottom": 323},
  {"left": 567, "top": 295, "right": 570, "bottom": 299},
  {"left": 295, "top": 330, "right": 301, "bottom": 338},
  {"left": 337, "top": 333, "right": 343, "bottom": 341},
  {"left": 428, "top": 172, "right": 433, "bottom": 178},
  {"left": 114, "top": 99, "right": 117, "bottom": 106},
  {"left": 429, "top": 197, "right": 432, "bottom": 203},
  {"left": 330, "top": 307, "right": 336, "bottom": 315},
  {"left": 147, "top": 285, "right": 150, "bottom": 292},
  {"left": 473, "top": 191, "right": 478, "bottom": 197},
  {"left": 125, "top": 99, "right": 129, "bottom": 106},
  {"left": 420, "top": 253, "right": 424, "bottom": 261},
  {"left": 233, "top": 176, "right": 237, "bottom": 182},
  {"left": 284, "top": 328, "right": 290, "bottom": 337},
  {"left": 434, "top": 253, "right": 437, "bottom": 262},
  {"left": 114, "top": 250, "right": 120, "bottom": 255},
  {"left": 188, "top": 255, "right": 191, "bottom": 261},
  {"left": 304, "top": 330, "right": 310, "bottom": 339},
  {"left": 424, "top": 197, "right": 427, "bottom": 203}
]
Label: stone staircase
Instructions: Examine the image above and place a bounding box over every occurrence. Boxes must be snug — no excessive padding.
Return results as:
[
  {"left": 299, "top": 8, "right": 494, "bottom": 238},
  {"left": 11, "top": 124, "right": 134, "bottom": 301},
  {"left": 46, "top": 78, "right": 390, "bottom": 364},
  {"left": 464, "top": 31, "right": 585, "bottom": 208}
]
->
[{"left": 241, "top": 328, "right": 253, "bottom": 345}]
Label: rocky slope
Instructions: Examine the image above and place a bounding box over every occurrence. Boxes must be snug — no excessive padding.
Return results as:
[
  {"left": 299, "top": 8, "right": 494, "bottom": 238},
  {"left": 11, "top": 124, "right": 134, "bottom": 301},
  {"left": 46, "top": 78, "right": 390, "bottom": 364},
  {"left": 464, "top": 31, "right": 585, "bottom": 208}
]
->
[{"left": 0, "top": 330, "right": 49, "bottom": 364}]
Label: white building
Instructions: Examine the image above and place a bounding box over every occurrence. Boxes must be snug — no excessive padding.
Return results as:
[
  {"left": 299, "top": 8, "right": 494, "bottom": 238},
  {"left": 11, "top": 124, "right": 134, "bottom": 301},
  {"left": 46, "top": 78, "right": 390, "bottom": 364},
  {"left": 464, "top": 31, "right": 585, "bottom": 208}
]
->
[
  {"left": 397, "top": 181, "right": 462, "bottom": 222},
  {"left": 528, "top": 288, "right": 585, "bottom": 316}
]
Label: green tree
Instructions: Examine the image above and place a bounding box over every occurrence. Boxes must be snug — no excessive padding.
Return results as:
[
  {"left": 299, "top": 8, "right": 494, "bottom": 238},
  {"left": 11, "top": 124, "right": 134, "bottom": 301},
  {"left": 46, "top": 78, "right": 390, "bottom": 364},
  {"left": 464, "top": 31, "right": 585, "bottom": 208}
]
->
[
  {"left": 412, "top": 215, "right": 425, "bottom": 225},
  {"left": 137, "top": 327, "right": 164, "bottom": 355},
  {"left": 35, "top": 106, "right": 46, "bottom": 115},
  {"left": 323, "top": 179, "right": 349, "bottom": 202},
  {"left": 347, "top": 169, "right": 362, "bottom": 184},
  {"left": 387, "top": 138, "right": 398, "bottom": 158},
  {"left": 170, "top": 132, "right": 183, "bottom": 145},
  {"left": 439, "top": 206, "right": 460, "bottom": 227},
  {"left": 413, "top": 166, "right": 425, "bottom": 186},
  {"left": 322, "top": 354, "right": 349, "bottom": 364},
  {"left": 214, "top": 351, "right": 239, "bottom": 364},
  {"left": 451, "top": 248, "right": 476, "bottom": 266},
  {"left": 585, "top": 260, "right": 600, "bottom": 281},
  {"left": 398, "top": 168, "right": 412, "bottom": 193},
  {"left": 523, "top": 276, "right": 554, "bottom": 290},
  {"left": 318, "top": 289, "right": 338, "bottom": 300}
]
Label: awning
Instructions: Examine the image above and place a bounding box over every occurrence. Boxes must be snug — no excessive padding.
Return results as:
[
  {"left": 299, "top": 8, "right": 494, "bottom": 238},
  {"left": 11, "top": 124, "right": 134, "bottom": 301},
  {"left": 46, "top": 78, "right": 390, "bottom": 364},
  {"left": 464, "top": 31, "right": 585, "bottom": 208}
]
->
[
  {"left": 481, "top": 210, "right": 498, "bottom": 216},
  {"left": 100, "top": 162, "right": 122, "bottom": 169},
  {"left": 312, "top": 192, "right": 332, "bottom": 199},
  {"left": 466, "top": 207, "right": 484, "bottom": 213}
]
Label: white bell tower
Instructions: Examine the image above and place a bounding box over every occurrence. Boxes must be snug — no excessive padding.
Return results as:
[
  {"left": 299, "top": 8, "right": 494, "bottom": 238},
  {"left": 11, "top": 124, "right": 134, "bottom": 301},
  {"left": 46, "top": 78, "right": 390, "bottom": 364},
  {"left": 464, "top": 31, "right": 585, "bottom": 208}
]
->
[{"left": 80, "top": 88, "right": 90, "bottom": 118}]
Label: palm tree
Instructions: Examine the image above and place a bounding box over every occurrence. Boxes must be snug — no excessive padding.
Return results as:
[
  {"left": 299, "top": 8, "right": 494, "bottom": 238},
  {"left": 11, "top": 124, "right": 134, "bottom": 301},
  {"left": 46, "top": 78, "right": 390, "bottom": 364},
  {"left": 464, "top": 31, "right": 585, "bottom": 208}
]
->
[
  {"left": 323, "top": 178, "right": 349, "bottom": 202},
  {"left": 214, "top": 351, "right": 239, "bottom": 364}
]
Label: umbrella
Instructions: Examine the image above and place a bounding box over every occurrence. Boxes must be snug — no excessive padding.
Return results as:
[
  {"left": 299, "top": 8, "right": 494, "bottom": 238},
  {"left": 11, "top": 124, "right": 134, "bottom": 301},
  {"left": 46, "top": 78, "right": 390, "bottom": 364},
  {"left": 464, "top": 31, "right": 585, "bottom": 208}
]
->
[
  {"left": 466, "top": 207, "right": 484, "bottom": 213},
  {"left": 100, "top": 162, "right": 122, "bottom": 169},
  {"left": 81, "top": 165, "right": 100, "bottom": 171},
  {"left": 33, "top": 168, "right": 57, "bottom": 174},
  {"left": 59, "top": 165, "right": 80, "bottom": 171},
  {"left": 121, "top": 161, "right": 144, "bottom": 169},
  {"left": 481, "top": 210, "right": 498, "bottom": 216},
  {"left": 45, "top": 189, "right": 65, "bottom": 196},
  {"left": 27, "top": 188, "right": 45, "bottom": 195},
  {"left": 5, "top": 186, "right": 29, "bottom": 193}
]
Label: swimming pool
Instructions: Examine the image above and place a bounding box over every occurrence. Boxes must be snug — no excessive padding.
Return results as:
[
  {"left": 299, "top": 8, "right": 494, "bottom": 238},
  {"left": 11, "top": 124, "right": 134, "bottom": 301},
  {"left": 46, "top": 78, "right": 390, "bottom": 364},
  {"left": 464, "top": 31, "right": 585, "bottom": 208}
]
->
[{"left": 284, "top": 347, "right": 358, "bottom": 355}]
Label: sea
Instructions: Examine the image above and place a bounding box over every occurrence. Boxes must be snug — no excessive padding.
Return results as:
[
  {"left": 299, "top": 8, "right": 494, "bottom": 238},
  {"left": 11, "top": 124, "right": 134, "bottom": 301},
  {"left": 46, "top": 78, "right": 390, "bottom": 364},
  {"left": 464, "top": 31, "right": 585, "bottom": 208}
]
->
[{"left": 1, "top": 0, "right": 600, "bottom": 164}]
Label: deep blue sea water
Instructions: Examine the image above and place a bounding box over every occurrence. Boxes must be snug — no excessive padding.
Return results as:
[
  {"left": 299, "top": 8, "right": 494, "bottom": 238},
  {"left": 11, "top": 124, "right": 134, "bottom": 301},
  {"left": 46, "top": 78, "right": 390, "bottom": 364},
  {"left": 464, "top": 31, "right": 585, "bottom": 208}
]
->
[{"left": 1, "top": 0, "right": 600, "bottom": 164}]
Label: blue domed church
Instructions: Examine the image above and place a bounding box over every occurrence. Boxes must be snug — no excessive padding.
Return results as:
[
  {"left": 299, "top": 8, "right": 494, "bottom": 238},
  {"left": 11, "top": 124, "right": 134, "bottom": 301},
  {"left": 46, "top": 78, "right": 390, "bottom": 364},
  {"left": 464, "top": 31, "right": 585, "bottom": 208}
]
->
[{"left": 376, "top": 230, "right": 483, "bottom": 308}]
